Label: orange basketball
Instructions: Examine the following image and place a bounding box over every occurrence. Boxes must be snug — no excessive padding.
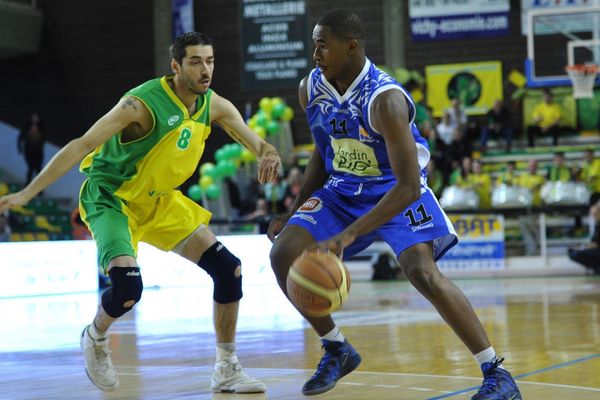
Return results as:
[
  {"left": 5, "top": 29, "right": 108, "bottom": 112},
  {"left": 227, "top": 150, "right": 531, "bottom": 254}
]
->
[{"left": 286, "top": 249, "right": 351, "bottom": 318}]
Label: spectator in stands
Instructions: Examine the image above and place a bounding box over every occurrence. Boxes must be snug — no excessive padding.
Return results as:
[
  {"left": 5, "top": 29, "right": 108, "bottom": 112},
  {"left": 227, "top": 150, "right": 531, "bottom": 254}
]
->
[
  {"left": 580, "top": 148, "right": 600, "bottom": 198},
  {"left": 527, "top": 88, "right": 562, "bottom": 147},
  {"left": 449, "top": 155, "right": 472, "bottom": 187},
  {"left": 466, "top": 159, "right": 492, "bottom": 209},
  {"left": 243, "top": 198, "right": 269, "bottom": 234},
  {"left": 262, "top": 173, "right": 288, "bottom": 214},
  {"left": 496, "top": 161, "right": 518, "bottom": 186},
  {"left": 426, "top": 158, "right": 444, "bottom": 199},
  {"left": 445, "top": 98, "right": 467, "bottom": 134},
  {"left": 568, "top": 194, "right": 600, "bottom": 275},
  {"left": 516, "top": 160, "right": 545, "bottom": 255},
  {"left": 436, "top": 111, "right": 455, "bottom": 147},
  {"left": 18, "top": 112, "right": 46, "bottom": 185},
  {"left": 547, "top": 152, "right": 571, "bottom": 182},
  {"left": 517, "top": 160, "right": 544, "bottom": 208},
  {"left": 283, "top": 166, "right": 303, "bottom": 212},
  {"left": 448, "top": 128, "right": 473, "bottom": 170},
  {"left": 419, "top": 120, "right": 439, "bottom": 159},
  {"left": 480, "top": 99, "right": 513, "bottom": 153},
  {"left": 224, "top": 177, "right": 243, "bottom": 217},
  {"left": 0, "top": 210, "right": 10, "bottom": 242}
]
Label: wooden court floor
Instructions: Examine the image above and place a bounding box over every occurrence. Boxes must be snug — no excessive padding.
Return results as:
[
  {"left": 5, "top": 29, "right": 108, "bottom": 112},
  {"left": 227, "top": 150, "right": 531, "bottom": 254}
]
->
[{"left": 2, "top": 275, "right": 600, "bottom": 399}]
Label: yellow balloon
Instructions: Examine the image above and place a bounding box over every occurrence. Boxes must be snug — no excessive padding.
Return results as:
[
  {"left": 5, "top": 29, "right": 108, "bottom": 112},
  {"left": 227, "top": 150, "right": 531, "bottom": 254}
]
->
[
  {"left": 241, "top": 148, "right": 256, "bottom": 163},
  {"left": 253, "top": 126, "right": 267, "bottom": 139},
  {"left": 271, "top": 97, "right": 284, "bottom": 108},
  {"left": 282, "top": 106, "right": 294, "bottom": 121},
  {"left": 247, "top": 116, "right": 258, "bottom": 129},
  {"left": 199, "top": 175, "right": 214, "bottom": 189},
  {"left": 259, "top": 97, "right": 273, "bottom": 113}
]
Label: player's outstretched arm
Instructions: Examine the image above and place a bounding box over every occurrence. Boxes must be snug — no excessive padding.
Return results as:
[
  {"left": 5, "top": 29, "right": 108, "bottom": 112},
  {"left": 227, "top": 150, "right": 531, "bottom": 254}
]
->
[
  {"left": 211, "top": 92, "right": 280, "bottom": 184},
  {"left": 0, "top": 97, "right": 147, "bottom": 213}
]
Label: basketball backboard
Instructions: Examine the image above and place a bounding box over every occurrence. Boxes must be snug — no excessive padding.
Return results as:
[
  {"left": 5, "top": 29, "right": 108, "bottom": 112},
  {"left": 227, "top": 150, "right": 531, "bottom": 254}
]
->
[{"left": 526, "top": 3, "right": 600, "bottom": 87}]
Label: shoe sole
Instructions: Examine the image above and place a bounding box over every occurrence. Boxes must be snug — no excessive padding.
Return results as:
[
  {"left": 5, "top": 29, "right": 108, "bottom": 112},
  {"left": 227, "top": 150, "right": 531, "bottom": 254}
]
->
[
  {"left": 302, "top": 353, "right": 362, "bottom": 396},
  {"left": 80, "top": 327, "right": 119, "bottom": 392}
]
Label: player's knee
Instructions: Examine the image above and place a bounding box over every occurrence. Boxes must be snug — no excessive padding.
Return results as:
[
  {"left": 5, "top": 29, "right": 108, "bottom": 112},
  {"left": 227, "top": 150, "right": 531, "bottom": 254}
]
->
[
  {"left": 197, "top": 242, "right": 242, "bottom": 304},
  {"left": 269, "top": 241, "right": 296, "bottom": 280},
  {"left": 101, "top": 266, "right": 143, "bottom": 318}
]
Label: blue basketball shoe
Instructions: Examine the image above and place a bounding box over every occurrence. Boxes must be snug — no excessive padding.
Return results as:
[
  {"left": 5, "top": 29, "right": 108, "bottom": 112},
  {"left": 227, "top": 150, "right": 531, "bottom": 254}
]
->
[
  {"left": 471, "top": 357, "right": 522, "bottom": 400},
  {"left": 302, "top": 339, "right": 361, "bottom": 396}
]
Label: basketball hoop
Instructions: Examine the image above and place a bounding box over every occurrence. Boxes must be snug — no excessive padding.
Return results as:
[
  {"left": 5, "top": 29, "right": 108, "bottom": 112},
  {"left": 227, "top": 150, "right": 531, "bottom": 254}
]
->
[{"left": 565, "top": 64, "right": 599, "bottom": 99}]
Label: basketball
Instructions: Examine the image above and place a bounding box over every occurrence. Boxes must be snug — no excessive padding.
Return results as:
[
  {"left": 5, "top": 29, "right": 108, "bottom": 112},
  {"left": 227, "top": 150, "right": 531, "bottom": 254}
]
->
[{"left": 286, "top": 249, "right": 351, "bottom": 318}]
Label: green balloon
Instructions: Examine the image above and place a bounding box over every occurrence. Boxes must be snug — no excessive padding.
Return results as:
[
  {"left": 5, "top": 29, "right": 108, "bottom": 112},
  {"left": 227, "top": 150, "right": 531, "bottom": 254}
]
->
[
  {"left": 217, "top": 159, "right": 237, "bottom": 177},
  {"left": 187, "top": 184, "right": 202, "bottom": 201},
  {"left": 266, "top": 120, "right": 280, "bottom": 135},
  {"left": 271, "top": 102, "right": 286, "bottom": 119},
  {"left": 206, "top": 183, "right": 221, "bottom": 200},
  {"left": 230, "top": 143, "right": 243, "bottom": 158},
  {"left": 215, "top": 148, "right": 228, "bottom": 162},
  {"left": 256, "top": 110, "right": 270, "bottom": 127}
]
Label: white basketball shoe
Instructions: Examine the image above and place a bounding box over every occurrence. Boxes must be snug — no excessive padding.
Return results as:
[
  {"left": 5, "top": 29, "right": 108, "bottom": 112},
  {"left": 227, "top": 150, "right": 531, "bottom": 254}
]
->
[
  {"left": 211, "top": 355, "right": 266, "bottom": 393},
  {"left": 80, "top": 325, "right": 119, "bottom": 391}
]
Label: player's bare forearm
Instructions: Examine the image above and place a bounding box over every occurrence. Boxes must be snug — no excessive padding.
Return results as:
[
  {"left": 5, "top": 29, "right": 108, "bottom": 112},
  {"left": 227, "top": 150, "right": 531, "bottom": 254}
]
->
[{"left": 19, "top": 138, "right": 91, "bottom": 201}]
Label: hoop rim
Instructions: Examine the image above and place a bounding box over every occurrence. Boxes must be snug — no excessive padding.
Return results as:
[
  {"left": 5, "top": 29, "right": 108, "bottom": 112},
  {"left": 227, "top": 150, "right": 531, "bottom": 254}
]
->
[{"left": 565, "top": 64, "right": 599, "bottom": 73}]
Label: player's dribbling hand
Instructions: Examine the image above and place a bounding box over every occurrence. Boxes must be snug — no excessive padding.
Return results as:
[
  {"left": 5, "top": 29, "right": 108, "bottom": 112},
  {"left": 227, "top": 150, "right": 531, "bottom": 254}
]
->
[
  {"left": 257, "top": 148, "right": 281, "bottom": 184},
  {"left": 0, "top": 191, "right": 31, "bottom": 213},
  {"left": 313, "top": 229, "right": 357, "bottom": 259},
  {"left": 267, "top": 213, "right": 291, "bottom": 242}
]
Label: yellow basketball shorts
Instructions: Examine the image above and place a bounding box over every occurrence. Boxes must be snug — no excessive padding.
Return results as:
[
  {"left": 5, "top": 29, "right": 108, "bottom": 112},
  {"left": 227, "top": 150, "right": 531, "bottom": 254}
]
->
[{"left": 79, "top": 179, "right": 212, "bottom": 271}]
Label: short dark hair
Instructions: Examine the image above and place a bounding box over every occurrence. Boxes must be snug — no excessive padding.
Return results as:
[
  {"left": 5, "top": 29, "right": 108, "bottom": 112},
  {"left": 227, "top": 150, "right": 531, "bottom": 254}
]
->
[
  {"left": 170, "top": 32, "right": 213, "bottom": 64},
  {"left": 317, "top": 8, "right": 364, "bottom": 41}
]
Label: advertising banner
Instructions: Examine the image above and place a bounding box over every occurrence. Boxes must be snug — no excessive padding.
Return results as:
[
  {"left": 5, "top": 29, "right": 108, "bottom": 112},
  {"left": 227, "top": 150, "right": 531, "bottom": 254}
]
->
[
  {"left": 438, "top": 214, "right": 506, "bottom": 271},
  {"left": 172, "top": 0, "right": 194, "bottom": 39},
  {"left": 409, "top": 0, "right": 510, "bottom": 41},
  {"left": 240, "top": 0, "right": 311, "bottom": 90},
  {"left": 426, "top": 61, "right": 503, "bottom": 117}
]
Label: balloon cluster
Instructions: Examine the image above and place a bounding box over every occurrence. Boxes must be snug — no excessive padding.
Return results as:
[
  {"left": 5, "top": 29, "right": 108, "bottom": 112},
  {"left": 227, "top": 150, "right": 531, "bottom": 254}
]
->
[
  {"left": 187, "top": 142, "right": 251, "bottom": 201},
  {"left": 186, "top": 97, "right": 293, "bottom": 202},
  {"left": 246, "top": 97, "right": 294, "bottom": 139}
]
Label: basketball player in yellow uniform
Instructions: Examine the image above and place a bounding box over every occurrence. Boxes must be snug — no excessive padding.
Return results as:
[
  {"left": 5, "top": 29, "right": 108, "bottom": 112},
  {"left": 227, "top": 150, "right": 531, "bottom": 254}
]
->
[{"left": 0, "top": 32, "right": 280, "bottom": 394}]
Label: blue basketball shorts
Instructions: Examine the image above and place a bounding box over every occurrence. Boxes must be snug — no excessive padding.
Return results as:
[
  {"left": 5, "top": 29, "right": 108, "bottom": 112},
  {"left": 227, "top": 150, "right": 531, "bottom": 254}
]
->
[{"left": 287, "top": 184, "right": 458, "bottom": 261}]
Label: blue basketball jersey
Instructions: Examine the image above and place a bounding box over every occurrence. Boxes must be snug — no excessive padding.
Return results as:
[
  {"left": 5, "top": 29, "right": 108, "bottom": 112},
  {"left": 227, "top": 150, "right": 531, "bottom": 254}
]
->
[{"left": 305, "top": 59, "right": 431, "bottom": 197}]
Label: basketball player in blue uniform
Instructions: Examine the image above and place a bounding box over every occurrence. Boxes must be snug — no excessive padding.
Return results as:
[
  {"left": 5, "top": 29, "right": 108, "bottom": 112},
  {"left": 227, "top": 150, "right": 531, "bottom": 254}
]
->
[{"left": 268, "top": 8, "right": 522, "bottom": 399}]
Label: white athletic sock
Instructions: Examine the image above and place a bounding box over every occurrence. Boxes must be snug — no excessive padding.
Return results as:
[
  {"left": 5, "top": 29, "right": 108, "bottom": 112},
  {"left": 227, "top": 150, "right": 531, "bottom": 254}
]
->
[
  {"left": 88, "top": 322, "right": 107, "bottom": 341},
  {"left": 473, "top": 347, "right": 504, "bottom": 369},
  {"left": 216, "top": 343, "right": 236, "bottom": 362},
  {"left": 320, "top": 326, "right": 345, "bottom": 343}
]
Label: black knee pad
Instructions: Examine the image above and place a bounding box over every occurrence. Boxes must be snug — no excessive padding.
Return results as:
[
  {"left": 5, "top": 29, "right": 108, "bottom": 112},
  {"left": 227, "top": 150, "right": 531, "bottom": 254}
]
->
[
  {"left": 197, "top": 242, "right": 242, "bottom": 304},
  {"left": 101, "top": 266, "right": 143, "bottom": 318}
]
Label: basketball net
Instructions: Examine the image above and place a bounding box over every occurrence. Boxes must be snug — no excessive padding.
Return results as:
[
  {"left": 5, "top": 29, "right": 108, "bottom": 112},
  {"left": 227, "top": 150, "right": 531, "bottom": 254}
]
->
[{"left": 565, "top": 64, "right": 599, "bottom": 99}]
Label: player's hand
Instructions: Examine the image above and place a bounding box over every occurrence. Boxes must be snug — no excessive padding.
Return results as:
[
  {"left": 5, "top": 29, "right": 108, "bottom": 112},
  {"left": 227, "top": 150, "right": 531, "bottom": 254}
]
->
[
  {"left": 267, "top": 212, "right": 291, "bottom": 242},
  {"left": 257, "top": 148, "right": 281, "bottom": 184},
  {"left": 0, "top": 191, "right": 32, "bottom": 213},
  {"left": 313, "top": 229, "right": 357, "bottom": 259}
]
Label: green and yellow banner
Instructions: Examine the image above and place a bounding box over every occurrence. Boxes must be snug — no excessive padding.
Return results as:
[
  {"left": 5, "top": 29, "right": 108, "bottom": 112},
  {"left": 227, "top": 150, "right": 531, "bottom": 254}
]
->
[{"left": 426, "top": 61, "right": 503, "bottom": 117}]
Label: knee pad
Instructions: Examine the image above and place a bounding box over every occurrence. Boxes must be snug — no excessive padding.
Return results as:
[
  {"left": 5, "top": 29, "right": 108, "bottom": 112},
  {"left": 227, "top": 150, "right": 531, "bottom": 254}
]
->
[
  {"left": 197, "top": 242, "right": 242, "bottom": 304},
  {"left": 101, "top": 266, "right": 143, "bottom": 318}
]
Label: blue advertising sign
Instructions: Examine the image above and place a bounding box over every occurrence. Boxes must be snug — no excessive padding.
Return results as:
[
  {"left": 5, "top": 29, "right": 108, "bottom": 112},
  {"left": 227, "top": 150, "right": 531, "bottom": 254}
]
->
[
  {"left": 172, "top": 0, "right": 194, "bottom": 39},
  {"left": 409, "top": 0, "right": 510, "bottom": 41},
  {"left": 438, "top": 214, "right": 506, "bottom": 271}
]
